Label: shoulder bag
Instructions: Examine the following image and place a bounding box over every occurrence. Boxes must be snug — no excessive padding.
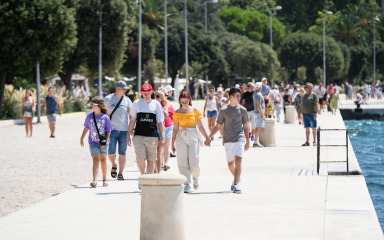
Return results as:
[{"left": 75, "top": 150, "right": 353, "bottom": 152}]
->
[
  {"left": 110, "top": 96, "right": 124, "bottom": 121},
  {"left": 93, "top": 113, "right": 107, "bottom": 145}
]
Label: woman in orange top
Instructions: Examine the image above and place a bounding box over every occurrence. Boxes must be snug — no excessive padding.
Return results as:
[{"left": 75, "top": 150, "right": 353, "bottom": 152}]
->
[{"left": 172, "top": 91, "right": 211, "bottom": 193}]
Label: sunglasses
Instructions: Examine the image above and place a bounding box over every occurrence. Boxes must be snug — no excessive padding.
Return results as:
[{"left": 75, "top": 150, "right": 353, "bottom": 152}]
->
[
  {"left": 180, "top": 101, "right": 189, "bottom": 104},
  {"left": 155, "top": 95, "right": 160, "bottom": 98},
  {"left": 165, "top": 94, "right": 169, "bottom": 97},
  {"left": 91, "top": 102, "right": 99, "bottom": 106}
]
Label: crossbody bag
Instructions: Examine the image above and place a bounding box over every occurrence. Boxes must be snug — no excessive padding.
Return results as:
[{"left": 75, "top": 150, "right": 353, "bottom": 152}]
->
[
  {"left": 110, "top": 96, "right": 124, "bottom": 121},
  {"left": 93, "top": 113, "right": 107, "bottom": 145}
]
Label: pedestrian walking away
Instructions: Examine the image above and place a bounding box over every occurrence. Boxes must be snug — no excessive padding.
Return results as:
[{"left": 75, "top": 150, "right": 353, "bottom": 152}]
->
[
  {"left": 300, "top": 83, "right": 319, "bottom": 147},
  {"left": 253, "top": 82, "right": 266, "bottom": 147},
  {"left": 209, "top": 87, "right": 250, "bottom": 194},
  {"left": 43, "top": 87, "right": 62, "bottom": 138},
  {"left": 104, "top": 81, "right": 132, "bottom": 180},
  {"left": 203, "top": 86, "right": 219, "bottom": 137},
  {"left": 80, "top": 97, "right": 112, "bottom": 188},
  {"left": 127, "top": 83, "right": 165, "bottom": 190},
  {"left": 241, "top": 83, "right": 256, "bottom": 141},
  {"left": 172, "top": 91, "right": 211, "bottom": 193},
  {"left": 20, "top": 88, "right": 35, "bottom": 137}
]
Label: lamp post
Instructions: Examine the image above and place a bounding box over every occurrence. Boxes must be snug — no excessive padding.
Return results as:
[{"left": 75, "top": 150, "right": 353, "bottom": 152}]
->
[
  {"left": 323, "top": 11, "right": 333, "bottom": 87},
  {"left": 164, "top": 0, "right": 168, "bottom": 83},
  {"left": 204, "top": 0, "right": 218, "bottom": 94},
  {"left": 184, "top": 0, "right": 189, "bottom": 92},
  {"left": 137, "top": 0, "right": 142, "bottom": 93},
  {"left": 98, "top": 4, "right": 103, "bottom": 97},
  {"left": 268, "top": 5, "right": 282, "bottom": 87},
  {"left": 374, "top": 16, "right": 380, "bottom": 84}
]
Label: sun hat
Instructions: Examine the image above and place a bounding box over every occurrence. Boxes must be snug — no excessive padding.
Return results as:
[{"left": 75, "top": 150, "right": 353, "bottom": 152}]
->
[
  {"left": 140, "top": 83, "right": 153, "bottom": 94},
  {"left": 116, "top": 80, "right": 129, "bottom": 90},
  {"left": 165, "top": 85, "right": 175, "bottom": 92},
  {"left": 304, "top": 83, "right": 314, "bottom": 89},
  {"left": 255, "top": 82, "right": 262, "bottom": 89}
]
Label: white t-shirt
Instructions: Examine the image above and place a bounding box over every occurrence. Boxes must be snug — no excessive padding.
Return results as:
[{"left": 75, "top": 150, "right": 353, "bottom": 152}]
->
[{"left": 130, "top": 98, "right": 164, "bottom": 124}]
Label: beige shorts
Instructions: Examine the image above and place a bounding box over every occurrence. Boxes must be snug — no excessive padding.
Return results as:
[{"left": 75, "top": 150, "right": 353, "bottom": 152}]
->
[{"left": 132, "top": 135, "right": 158, "bottom": 161}]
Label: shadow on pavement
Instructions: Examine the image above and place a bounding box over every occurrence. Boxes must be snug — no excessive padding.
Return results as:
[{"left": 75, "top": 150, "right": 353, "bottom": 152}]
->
[{"left": 96, "top": 191, "right": 141, "bottom": 195}]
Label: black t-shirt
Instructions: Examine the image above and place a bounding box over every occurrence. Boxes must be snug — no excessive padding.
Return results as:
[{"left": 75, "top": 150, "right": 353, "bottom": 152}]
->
[{"left": 241, "top": 91, "right": 255, "bottom": 111}]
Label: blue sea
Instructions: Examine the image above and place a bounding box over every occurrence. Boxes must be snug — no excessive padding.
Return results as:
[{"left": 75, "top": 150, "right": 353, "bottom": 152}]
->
[{"left": 345, "top": 120, "right": 384, "bottom": 231}]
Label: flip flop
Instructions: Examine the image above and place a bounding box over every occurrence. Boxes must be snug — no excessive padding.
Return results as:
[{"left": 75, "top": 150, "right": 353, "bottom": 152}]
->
[
  {"left": 103, "top": 180, "right": 109, "bottom": 187},
  {"left": 117, "top": 174, "right": 124, "bottom": 180},
  {"left": 111, "top": 166, "right": 118, "bottom": 178}
]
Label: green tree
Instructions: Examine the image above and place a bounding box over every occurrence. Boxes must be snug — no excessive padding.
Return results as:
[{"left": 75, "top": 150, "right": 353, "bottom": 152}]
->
[
  {"left": 221, "top": 0, "right": 273, "bottom": 13},
  {"left": 220, "top": 7, "right": 285, "bottom": 48},
  {"left": 0, "top": 0, "right": 77, "bottom": 118},
  {"left": 279, "top": 32, "right": 344, "bottom": 82}
]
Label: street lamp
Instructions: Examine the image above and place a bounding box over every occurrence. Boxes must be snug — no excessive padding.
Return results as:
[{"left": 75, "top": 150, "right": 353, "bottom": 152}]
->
[
  {"left": 164, "top": 0, "right": 168, "bottom": 83},
  {"left": 374, "top": 16, "right": 380, "bottom": 84},
  {"left": 184, "top": 0, "right": 189, "bottom": 92},
  {"left": 323, "top": 11, "right": 333, "bottom": 87},
  {"left": 204, "top": 0, "right": 218, "bottom": 93},
  {"left": 137, "top": 0, "right": 142, "bottom": 93},
  {"left": 98, "top": 4, "right": 103, "bottom": 97},
  {"left": 268, "top": 5, "right": 282, "bottom": 87}
]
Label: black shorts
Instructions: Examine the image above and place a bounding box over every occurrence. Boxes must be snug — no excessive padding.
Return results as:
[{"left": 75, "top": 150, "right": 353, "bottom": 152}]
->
[{"left": 319, "top": 98, "right": 325, "bottom": 105}]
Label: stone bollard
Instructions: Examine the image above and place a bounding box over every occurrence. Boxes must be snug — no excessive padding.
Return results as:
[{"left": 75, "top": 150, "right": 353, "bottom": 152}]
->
[
  {"left": 285, "top": 105, "right": 297, "bottom": 124},
  {"left": 259, "top": 118, "right": 276, "bottom": 147},
  {"left": 139, "top": 174, "right": 187, "bottom": 240}
]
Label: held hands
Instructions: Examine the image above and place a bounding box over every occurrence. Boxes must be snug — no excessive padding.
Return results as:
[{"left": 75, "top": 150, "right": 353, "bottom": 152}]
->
[
  {"left": 203, "top": 113, "right": 206, "bottom": 118},
  {"left": 204, "top": 138, "right": 211, "bottom": 147}
]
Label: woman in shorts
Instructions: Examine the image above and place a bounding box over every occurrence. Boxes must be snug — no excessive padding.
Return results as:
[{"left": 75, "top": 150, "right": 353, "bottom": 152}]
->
[
  {"left": 203, "top": 86, "right": 219, "bottom": 135},
  {"left": 20, "top": 88, "right": 35, "bottom": 137}
]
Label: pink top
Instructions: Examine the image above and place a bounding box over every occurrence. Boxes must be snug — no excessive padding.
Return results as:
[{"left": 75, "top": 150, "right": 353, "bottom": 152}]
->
[{"left": 164, "top": 105, "right": 175, "bottom": 128}]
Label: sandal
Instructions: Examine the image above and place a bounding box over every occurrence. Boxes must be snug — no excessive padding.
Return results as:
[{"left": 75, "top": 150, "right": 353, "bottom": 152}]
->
[
  {"left": 302, "top": 142, "right": 310, "bottom": 146},
  {"left": 103, "top": 180, "right": 109, "bottom": 187},
  {"left": 90, "top": 181, "right": 97, "bottom": 188},
  {"left": 117, "top": 174, "right": 124, "bottom": 180},
  {"left": 313, "top": 142, "right": 317, "bottom": 146},
  {"left": 164, "top": 165, "right": 170, "bottom": 171},
  {"left": 111, "top": 166, "right": 118, "bottom": 178}
]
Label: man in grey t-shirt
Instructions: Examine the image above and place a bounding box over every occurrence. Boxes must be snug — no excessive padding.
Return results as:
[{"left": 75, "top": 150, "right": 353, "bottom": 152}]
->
[
  {"left": 253, "top": 82, "right": 265, "bottom": 147},
  {"left": 104, "top": 81, "right": 132, "bottom": 180},
  {"left": 209, "top": 88, "right": 250, "bottom": 194}
]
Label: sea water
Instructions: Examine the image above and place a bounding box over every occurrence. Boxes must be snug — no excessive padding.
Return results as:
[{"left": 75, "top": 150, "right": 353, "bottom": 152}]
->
[{"left": 344, "top": 120, "right": 384, "bottom": 231}]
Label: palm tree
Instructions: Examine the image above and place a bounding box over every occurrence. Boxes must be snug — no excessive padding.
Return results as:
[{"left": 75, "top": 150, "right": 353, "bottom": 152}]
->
[{"left": 142, "top": 0, "right": 178, "bottom": 30}]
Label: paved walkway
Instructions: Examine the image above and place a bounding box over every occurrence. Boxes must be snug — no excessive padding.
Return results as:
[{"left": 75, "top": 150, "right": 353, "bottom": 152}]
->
[{"left": 0, "top": 100, "right": 382, "bottom": 239}]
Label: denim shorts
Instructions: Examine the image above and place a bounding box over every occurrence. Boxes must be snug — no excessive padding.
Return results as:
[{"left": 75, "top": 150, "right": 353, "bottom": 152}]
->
[
  {"left": 255, "top": 112, "right": 265, "bottom": 128},
  {"left": 303, "top": 113, "right": 317, "bottom": 128},
  {"left": 164, "top": 126, "right": 173, "bottom": 139},
  {"left": 90, "top": 144, "right": 108, "bottom": 156},
  {"left": 207, "top": 110, "right": 218, "bottom": 118},
  {"left": 108, "top": 130, "right": 128, "bottom": 155}
]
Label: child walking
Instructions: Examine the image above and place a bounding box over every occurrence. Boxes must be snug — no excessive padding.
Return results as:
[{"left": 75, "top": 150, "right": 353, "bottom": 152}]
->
[{"left": 80, "top": 97, "right": 112, "bottom": 188}]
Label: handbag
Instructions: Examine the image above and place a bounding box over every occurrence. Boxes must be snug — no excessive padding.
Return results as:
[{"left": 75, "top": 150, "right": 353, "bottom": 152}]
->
[
  {"left": 194, "top": 110, "right": 204, "bottom": 147},
  {"left": 93, "top": 113, "right": 107, "bottom": 146},
  {"left": 109, "top": 96, "right": 124, "bottom": 121}
]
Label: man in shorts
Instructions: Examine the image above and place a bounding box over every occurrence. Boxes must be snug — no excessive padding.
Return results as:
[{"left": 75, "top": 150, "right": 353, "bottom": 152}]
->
[
  {"left": 43, "top": 87, "right": 62, "bottom": 138},
  {"left": 300, "top": 83, "right": 319, "bottom": 146},
  {"left": 314, "top": 83, "right": 326, "bottom": 114},
  {"left": 209, "top": 88, "right": 250, "bottom": 194},
  {"left": 261, "top": 77, "right": 270, "bottom": 118},
  {"left": 253, "top": 82, "right": 266, "bottom": 147},
  {"left": 127, "top": 83, "right": 165, "bottom": 190},
  {"left": 241, "top": 83, "right": 256, "bottom": 141},
  {"left": 104, "top": 81, "right": 132, "bottom": 180}
]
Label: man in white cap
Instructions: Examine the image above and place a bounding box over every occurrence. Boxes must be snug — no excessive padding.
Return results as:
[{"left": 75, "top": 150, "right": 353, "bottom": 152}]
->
[
  {"left": 165, "top": 85, "right": 175, "bottom": 101},
  {"left": 253, "top": 82, "right": 265, "bottom": 147},
  {"left": 104, "top": 80, "right": 132, "bottom": 180}
]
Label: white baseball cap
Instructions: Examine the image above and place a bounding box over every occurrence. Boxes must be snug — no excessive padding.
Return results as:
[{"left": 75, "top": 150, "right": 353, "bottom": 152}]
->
[
  {"left": 165, "top": 85, "right": 175, "bottom": 91},
  {"left": 261, "top": 77, "right": 267, "bottom": 82},
  {"left": 255, "top": 82, "right": 262, "bottom": 89}
]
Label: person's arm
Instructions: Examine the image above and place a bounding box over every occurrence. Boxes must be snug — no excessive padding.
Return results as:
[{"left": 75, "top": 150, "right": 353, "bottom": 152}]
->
[
  {"left": 241, "top": 98, "right": 245, "bottom": 107},
  {"left": 158, "top": 122, "right": 165, "bottom": 145},
  {"left": 32, "top": 98, "right": 36, "bottom": 112},
  {"left": 289, "top": 95, "right": 292, "bottom": 104},
  {"left": 172, "top": 122, "right": 179, "bottom": 152},
  {"left": 163, "top": 107, "right": 169, "bottom": 119},
  {"left": 42, "top": 97, "right": 46, "bottom": 116},
  {"left": 203, "top": 97, "right": 207, "bottom": 118},
  {"left": 127, "top": 116, "right": 136, "bottom": 146},
  {"left": 20, "top": 98, "right": 24, "bottom": 119},
  {"left": 55, "top": 97, "right": 62, "bottom": 116},
  {"left": 314, "top": 100, "right": 319, "bottom": 120},
  {"left": 243, "top": 122, "right": 250, "bottom": 151},
  {"left": 80, "top": 128, "right": 89, "bottom": 147},
  {"left": 101, "top": 131, "right": 111, "bottom": 149},
  {"left": 257, "top": 102, "right": 265, "bottom": 120},
  {"left": 209, "top": 123, "right": 222, "bottom": 140},
  {"left": 197, "top": 119, "right": 210, "bottom": 140}
]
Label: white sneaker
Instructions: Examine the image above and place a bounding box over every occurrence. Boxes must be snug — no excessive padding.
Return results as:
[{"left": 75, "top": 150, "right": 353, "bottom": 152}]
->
[
  {"left": 253, "top": 142, "right": 264, "bottom": 147},
  {"left": 184, "top": 184, "right": 191, "bottom": 193},
  {"left": 193, "top": 178, "right": 199, "bottom": 190},
  {"left": 233, "top": 184, "right": 242, "bottom": 194}
]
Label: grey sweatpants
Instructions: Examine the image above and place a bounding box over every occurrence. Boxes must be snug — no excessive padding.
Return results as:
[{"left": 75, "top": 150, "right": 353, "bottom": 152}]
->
[{"left": 175, "top": 128, "right": 200, "bottom": 185}]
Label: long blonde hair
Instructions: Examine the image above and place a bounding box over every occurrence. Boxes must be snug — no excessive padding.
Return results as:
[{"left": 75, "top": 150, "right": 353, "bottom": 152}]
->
[
  {"left": 91, "top": 96, "right": 109, "bottom": 117},
  {"left": 154, "top": 90, "right": 168, "bottom": 106}
]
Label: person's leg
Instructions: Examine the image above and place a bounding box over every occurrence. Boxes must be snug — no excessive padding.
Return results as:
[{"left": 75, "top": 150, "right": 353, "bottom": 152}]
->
[
  {"left": 117, "top": 131, "right": 128, "bottom": 176},
  {"left": 227, "top": 161, "right": 235, "bottom": 176},
  {"left": 155, "top": 143, "right": 163, "bottom": 173},
  {"left": 210, "top": 116, "right": 217, "bottom": 133},
  {"left": 118, "top": 154, "right": 126, "bottom": 175},
  {"left": 108, "top": 130, "right": 118, "bottom": 176},
  {"left": 28, "top": 118, "right": 33, "bottom": 137},
  {"left": 100, "top": 154, "right": 107, "bottom": 181},
  {"left": 137, "top": 159, "right": 146, "bottom": 174},
  {"left": 163, "top": 138, "right": 171, "bottom": 167},
  {"left": 24, "top": 118, "right": 29, "bottom": 137},
  {"left": 254, "top": 127, "right": 262, "bottom": 142},
  {"left": 51, "top": 123, "right": 56, "bottom": 136},
  {"left": 92, "top": 154, "right": 101, "bottom": 182},
  {"left": 144, "top": 137, "right": 158, "bottom": 174},
  {"left": 312, "top": 128, "right": 317, "bottom": 144},
  {"left": 207, "top": 117, "right": 213, "bottom": 133},
  {"left": 146, "top": 160, "right": 155, "bottom": 174},
  {"left": 175, "top": 133, "right": 191, "bottom": 185},
  {"left": 306, "top": 128, "right": 310, "bottom": 143},
  {"left": 234, "top": 156, "right": 242, "bottom": 185}
]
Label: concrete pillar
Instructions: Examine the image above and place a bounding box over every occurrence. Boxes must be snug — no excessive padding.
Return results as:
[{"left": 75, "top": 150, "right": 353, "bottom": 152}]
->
[
  {"left": 285, "top": 105, "right": 297, "bottom": 124},
  {"left": 259, "top": 118, "right": 276, "bottom": 147},
  {"left": 139, "top": 174, "right": 187, "bottom": 240}
]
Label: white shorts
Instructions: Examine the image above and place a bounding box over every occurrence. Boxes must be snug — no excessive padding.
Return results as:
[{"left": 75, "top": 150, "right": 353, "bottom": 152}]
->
[
  {"left": 224, "top": 142, "right": 245, "bottom": 162},
  {"left": 247, "top": 111, "right": 257, "bottom": 130}
]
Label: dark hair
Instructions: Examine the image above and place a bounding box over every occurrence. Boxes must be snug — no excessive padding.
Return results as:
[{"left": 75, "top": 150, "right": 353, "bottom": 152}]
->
[
  {"left": 178, "top": 91, "right": 192, "bottom": 107},
  {"left": 209, "top": 86, "right": 215, "bottom": 91},
  {"left": 91, "top": 96, "right": 109, "bottom": 117},
  {"left": 25, "top": 88, "right": 32, "bottom": 97},
  {"left": 229, "top": 87, "right": 241, "bottom": 97},
  {"left": 48, "top": 87, "right": 53, "bottom": 91}
]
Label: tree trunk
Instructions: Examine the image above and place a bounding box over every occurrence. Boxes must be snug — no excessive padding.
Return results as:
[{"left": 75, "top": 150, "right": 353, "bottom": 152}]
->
[
  {"left": 0, "top": 71, "right": 7, "bottom": 119},
  {"left": 58, "top": 71, "right": 73, "bottom": 92}
]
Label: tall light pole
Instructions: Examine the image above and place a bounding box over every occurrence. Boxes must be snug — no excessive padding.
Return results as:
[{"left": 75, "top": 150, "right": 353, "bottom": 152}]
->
[
  {"left": 164, "top": 0, "right": 168, "bottom": 83},
  {"left": 204, "top": 0, "right": 218, "bottom": 93},
  {"left": 374, "top": 16, "right": 380, "bottom": 84},
  {"left": 98, "top": 4, "right": 103, "bottom": 97},
  {"left": 323, "top": 11, "right": 333, "bottom": 87},
  {"left": 184, "top": 0, "right": 189, "bottom": 92},
  {"left": 268, "top": 5, "right": 282, "bottom": 87},
  {"left": 36, "top": 62, "right": 41, "bottom": 123},
  {"left": 138, "top": 0, "right": 142, "bottom": 92}
]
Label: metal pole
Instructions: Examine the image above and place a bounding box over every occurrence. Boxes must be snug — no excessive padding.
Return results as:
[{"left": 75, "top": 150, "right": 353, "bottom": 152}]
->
[
  {"left": 165, "top": 0, "right": 168, "bottom": 83},
  {"left": 269, "top": 8, "right": 274, "bottom": 87},
  {"left": 374, "top": 18, "right": 376, "bottom": 84},
  {"left": 36, "top": 62, "right": 41, "bottom": 123},
  {"left": 346, "top": 130, "right": 349, "bottom": 176},
  {"left": 323, "top": 14, "right": 326, "bottom": 87},
  {"left": 205, "top": 2, "right": 208, "bottom": 95},
  {"left": 98, "top": 4, "right": 102, "bottom": 97},
  {"left": 184, "top": 0, "right": 189, "bottom": 93},
  {"left": 317, "top": 127, "right": 320, "bottom": 175},
  {"left": 138, "top": 0, "right": 142, "bottom": 92}
]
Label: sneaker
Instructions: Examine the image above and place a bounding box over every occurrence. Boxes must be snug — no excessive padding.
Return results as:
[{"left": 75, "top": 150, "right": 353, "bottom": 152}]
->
[
  {"left": 231, "top": 178, "right": 241, "bottom": 191},
  {"left": 193, "top": 178, "right": 199, "bottom": 190},
  {"left": 164, "top": 165, "right": 170, "bottom": 171},
  {"left": 184, "top": 184, "right": 191, "bottom": 193},
  {"left": 233, "top": 184, "right": 242, "bottom": 194},
  {"left": 90, "top": 181, "right": 97, "bottom": 188},
  {"left": 170, "top": 152, "right": 176, "bottom": 158},
  {"left": 251, "top": 135, "right": 255, "bottom": 141},
  {"left": 231, "top": 183, "right": 235, "bottom": 191},
  {"left": 253, "top": 142, "right": 264, "bottom": 147},
  {"left": 249, "top": 132, "right": 252, "bottom": 138},
  {"left": 138, "top": 182, "right": 142, "bottom": 190}
]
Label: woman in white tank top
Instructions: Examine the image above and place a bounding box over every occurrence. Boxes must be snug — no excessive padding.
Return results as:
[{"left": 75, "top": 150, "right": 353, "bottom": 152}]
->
[
  {"left": 203, "top": 87, "right": 219, "bottom": 136},
  {"left": 20, "top": 88, "right": 35, "bottom": 137}
]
